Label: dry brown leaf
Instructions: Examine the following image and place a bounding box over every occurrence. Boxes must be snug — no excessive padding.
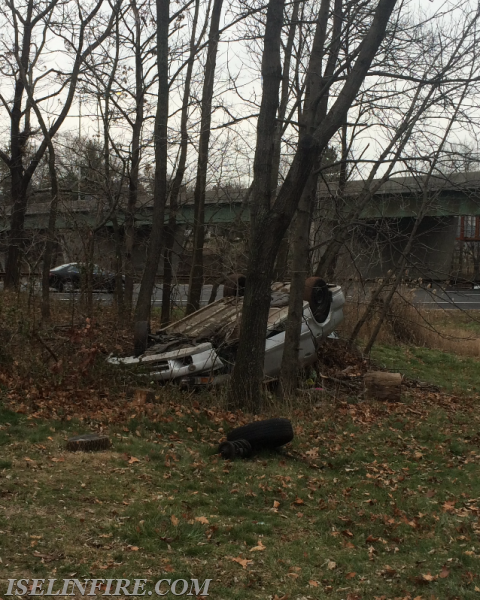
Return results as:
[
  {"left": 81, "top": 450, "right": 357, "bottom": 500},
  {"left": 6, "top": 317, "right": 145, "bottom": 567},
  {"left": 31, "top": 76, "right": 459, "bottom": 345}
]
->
[
  {"left": 345, "top": 572, "right": 356, "bottom": 579},
  {"left": 195, "top": 516, "right": 209, "bottom": 525},
  {"left": 230, "top": 556, "right": 253, "bottom": 569},
  {"left": 327, "top": 560, "right": 337, "bottom": 570},
  {"left": 273, "top": 500, "right": 280, "bottom": 509},
  {"left": 128, "top": 456, "right": 140, "bottom": 464},
  {"left": 415, "top": 573, "right": 437, "bottom": 584},
  {"left": 439, "top": 567, "right": 450, "bottom": 579},
  {"left": 442, "top": 500, "right": 456, "bottom": 512},
  {"left": 130, "top": 546, "right": 139, "bottom": 552},
  {"left": 250, "top": 539, "right": 266, "bottom": 552},
  {"left": 308, "top": 580, "right": 319, "bottom": 587},
  {"left": 382, "top": 565, "right": 397, "bottom": 577},
  {"left": 171, "top": 515, "right": 179, "bottom": 527}
]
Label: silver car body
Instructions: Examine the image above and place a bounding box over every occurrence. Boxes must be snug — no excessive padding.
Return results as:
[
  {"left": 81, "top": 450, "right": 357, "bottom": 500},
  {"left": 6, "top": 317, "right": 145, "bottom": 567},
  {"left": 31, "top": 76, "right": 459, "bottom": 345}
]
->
[{"left": 108, "top": 285, "right": 345, "bottom": 384}]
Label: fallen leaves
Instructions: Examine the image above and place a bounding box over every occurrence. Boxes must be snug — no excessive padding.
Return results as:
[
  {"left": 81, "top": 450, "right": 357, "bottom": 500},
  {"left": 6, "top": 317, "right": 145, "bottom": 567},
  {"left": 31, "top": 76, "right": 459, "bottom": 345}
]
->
[
  {"left": 229, "top": 556, "right": 253, "bottom": 569},
  {"left": 195, "top": 516, "right": 209, "bottom": 525},
  {"left": 170, "top": 515, "right": 179, "bottom": 527},
  {"left": 442, "top": 500, "right": 456, "bottom": 512},
  {"left": 128, "top": 456, "right": 140, "bottom": 464},
  {"left": 439, "top": 567, "right": 450, "bottom": 579},
  {"left": 415, "top": 572, "right": 437, "bottom": 584},
  {"left": 250, "top": 539, "right": 266, "bottom": 552}
]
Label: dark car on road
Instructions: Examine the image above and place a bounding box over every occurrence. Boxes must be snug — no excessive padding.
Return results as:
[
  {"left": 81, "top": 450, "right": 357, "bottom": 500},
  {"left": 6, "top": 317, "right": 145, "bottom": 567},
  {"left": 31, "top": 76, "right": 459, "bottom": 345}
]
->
[{"left": 49, "top": 263, "right": 122, "bottom": 293}]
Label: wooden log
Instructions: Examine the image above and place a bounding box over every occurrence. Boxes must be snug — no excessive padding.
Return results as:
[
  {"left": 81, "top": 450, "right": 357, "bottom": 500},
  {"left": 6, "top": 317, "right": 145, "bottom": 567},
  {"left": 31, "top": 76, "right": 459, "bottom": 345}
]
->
[
  {"left": 364, "top": 371, "right": 402, "bottom": 401},
  {"left": 66, "top": 433, "right": 110, "bottom": 452}
]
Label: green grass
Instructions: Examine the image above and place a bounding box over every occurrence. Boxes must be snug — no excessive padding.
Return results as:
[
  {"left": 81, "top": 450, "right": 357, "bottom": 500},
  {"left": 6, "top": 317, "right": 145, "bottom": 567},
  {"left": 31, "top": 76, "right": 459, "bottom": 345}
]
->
[
  {"left": 1, "top": 388, "right": 480, "bottom": 599},
  {"left": 430, "top": 309, "right": 480, "bottom": 336},
  {"left": 371, "top": 343, "right": 480, "bottom": 393}
]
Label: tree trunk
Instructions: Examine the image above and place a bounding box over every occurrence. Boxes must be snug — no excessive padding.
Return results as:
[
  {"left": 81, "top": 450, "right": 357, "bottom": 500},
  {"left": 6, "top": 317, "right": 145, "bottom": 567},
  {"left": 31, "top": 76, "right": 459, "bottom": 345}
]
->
[
  {"left": 278, "top": 173, "right": 316, "bottom": 397},
  {"left": 227, "top": 0, "right": 287, "bottom": 411},
  {"left": 41, "top": 145, "right": 60, "bottom": 320},
  {"left": 124, "top": 0, "right": 145, "bottom": 316},
  {"left": 228, "top": 0, "right": 398, "bottom": 410},
  {"left": 124, "top": 118, "right": 142, "bottom": 316},
  {"left": 162, "top": 0, "right": 201, "bottom": 324},
  {"left": 5, "top": 179, "right": 28, "bottom": 289},
  {"left": 135, "top": 0, "right": 170, "bottom": 322},
  {"left": 4, "top": 6, "right": 32, "bottom": 289},
  {"left": 111, "top": 214, "right": 125, "bottom": 317},
  {"left": 186, "top": 0, "right": 224, "bottom": 315},
  {"left": 273, "top": 233, "right": 290, "bottom": 281}
]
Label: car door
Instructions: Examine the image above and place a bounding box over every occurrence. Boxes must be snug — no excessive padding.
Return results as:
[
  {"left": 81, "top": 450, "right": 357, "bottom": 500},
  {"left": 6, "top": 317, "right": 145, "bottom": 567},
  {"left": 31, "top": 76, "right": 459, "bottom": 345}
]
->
[{"left": 67, "top": 264, "right": 80, "bottom": 286}]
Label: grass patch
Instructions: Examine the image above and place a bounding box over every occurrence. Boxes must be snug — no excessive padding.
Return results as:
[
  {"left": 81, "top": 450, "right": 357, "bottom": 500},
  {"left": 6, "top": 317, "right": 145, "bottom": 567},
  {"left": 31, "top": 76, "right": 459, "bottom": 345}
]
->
[
  {"left": 2, "top": 391, "right": 480, "bottom": 599},
  {"left": 372, "top": 343, "right": 480, "bottom": 393}
]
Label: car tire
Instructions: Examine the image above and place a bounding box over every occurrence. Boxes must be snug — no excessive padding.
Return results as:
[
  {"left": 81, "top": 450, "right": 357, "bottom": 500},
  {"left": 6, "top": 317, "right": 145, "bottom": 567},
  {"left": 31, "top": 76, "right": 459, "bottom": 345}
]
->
[
  {"left": 226, "top": 418, "right": 294, "bottom": 450},
  {"left": 304, "top": 277, "right": 332, "bottom": 323},
  {"left": 134, "top": 321, "right": 149, "bottom": 357},
  {"left": 62, "top": 279, "right": 75, "bottom": 293},
  {"left": 223, "top": 273, "right": 246, "bottom": 298}
]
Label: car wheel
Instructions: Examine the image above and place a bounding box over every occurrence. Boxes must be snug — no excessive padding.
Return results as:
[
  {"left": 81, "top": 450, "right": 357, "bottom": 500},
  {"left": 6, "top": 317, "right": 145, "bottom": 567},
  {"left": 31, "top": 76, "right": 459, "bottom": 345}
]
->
[
  {"left": 223, "top": 273, "right": 246, "bottom": 297},
  {"left": 226, "top": 418, "right": 294, "bottom": 450},
  {"left": 304, "top": 277, "right": 332, "bottom": 323},
  {"left": 63, "top": 279, "right": 75, "bottom": 293},
  {"left": 134, "top": 321, "right": 150, "bottom": 357}
]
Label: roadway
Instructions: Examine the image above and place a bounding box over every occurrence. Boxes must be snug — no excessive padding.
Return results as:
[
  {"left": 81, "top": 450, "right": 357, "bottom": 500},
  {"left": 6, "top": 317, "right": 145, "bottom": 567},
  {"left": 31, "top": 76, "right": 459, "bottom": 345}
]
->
[
  {"left": 3, "top": 280, "right": 480, "bottom": 310},
  {"left": 413, "top": 288, "right": 480, "bottom": 310}
]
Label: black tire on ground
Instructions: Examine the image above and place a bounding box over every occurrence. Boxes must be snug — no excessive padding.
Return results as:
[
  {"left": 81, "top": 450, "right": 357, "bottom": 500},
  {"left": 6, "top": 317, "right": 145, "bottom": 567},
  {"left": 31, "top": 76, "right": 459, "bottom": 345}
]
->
[
  {"left": 223, "top": 273, "right": 246, "bottom": 298},
  {"left": 227, "top": 418, "right": 294, "bottom": 450},
  {"left": 304, "top": 276, "right": 332, "bottom": 323},
  {"left": 66, "top": 433, "right": 110, "bottom": 452},
  {"left": 134, "top": 321, "right": 149, "bottom": 357}
]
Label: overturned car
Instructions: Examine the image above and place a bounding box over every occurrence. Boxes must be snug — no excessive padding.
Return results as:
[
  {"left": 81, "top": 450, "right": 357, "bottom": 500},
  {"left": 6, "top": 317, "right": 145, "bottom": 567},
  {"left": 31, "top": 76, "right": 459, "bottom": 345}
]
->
[{"left": 108, "top": 276, "right": 345, "bottom": 386}]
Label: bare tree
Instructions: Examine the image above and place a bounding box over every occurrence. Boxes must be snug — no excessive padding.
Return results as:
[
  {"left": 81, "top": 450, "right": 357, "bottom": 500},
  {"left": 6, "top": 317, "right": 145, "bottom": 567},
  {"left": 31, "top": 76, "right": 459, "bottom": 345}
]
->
[
  {"left": 0, "top": 0, "right": 122, "bottom": 288},
  {"left": 161, "top": 0, "right": 203, "bottom": 325},
  {"left": 134, "top": 0, "right": 169, "bottom": 321},
  {"left": 228, "top": 0, "right": 399, "bottom": 411},
  {"left": 186, "top": 0, "right": 225, "bottom": 314}
]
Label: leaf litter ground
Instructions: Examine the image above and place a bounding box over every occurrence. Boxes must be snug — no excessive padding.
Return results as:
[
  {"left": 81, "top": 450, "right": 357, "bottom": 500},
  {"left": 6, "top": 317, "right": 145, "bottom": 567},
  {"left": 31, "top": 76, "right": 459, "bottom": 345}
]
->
[
  {"left": 1, "top": 297, "right": 480, "bottom": 599},
  {"left": 2, "top": 380, "right": 480, "bottom": 600}
]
